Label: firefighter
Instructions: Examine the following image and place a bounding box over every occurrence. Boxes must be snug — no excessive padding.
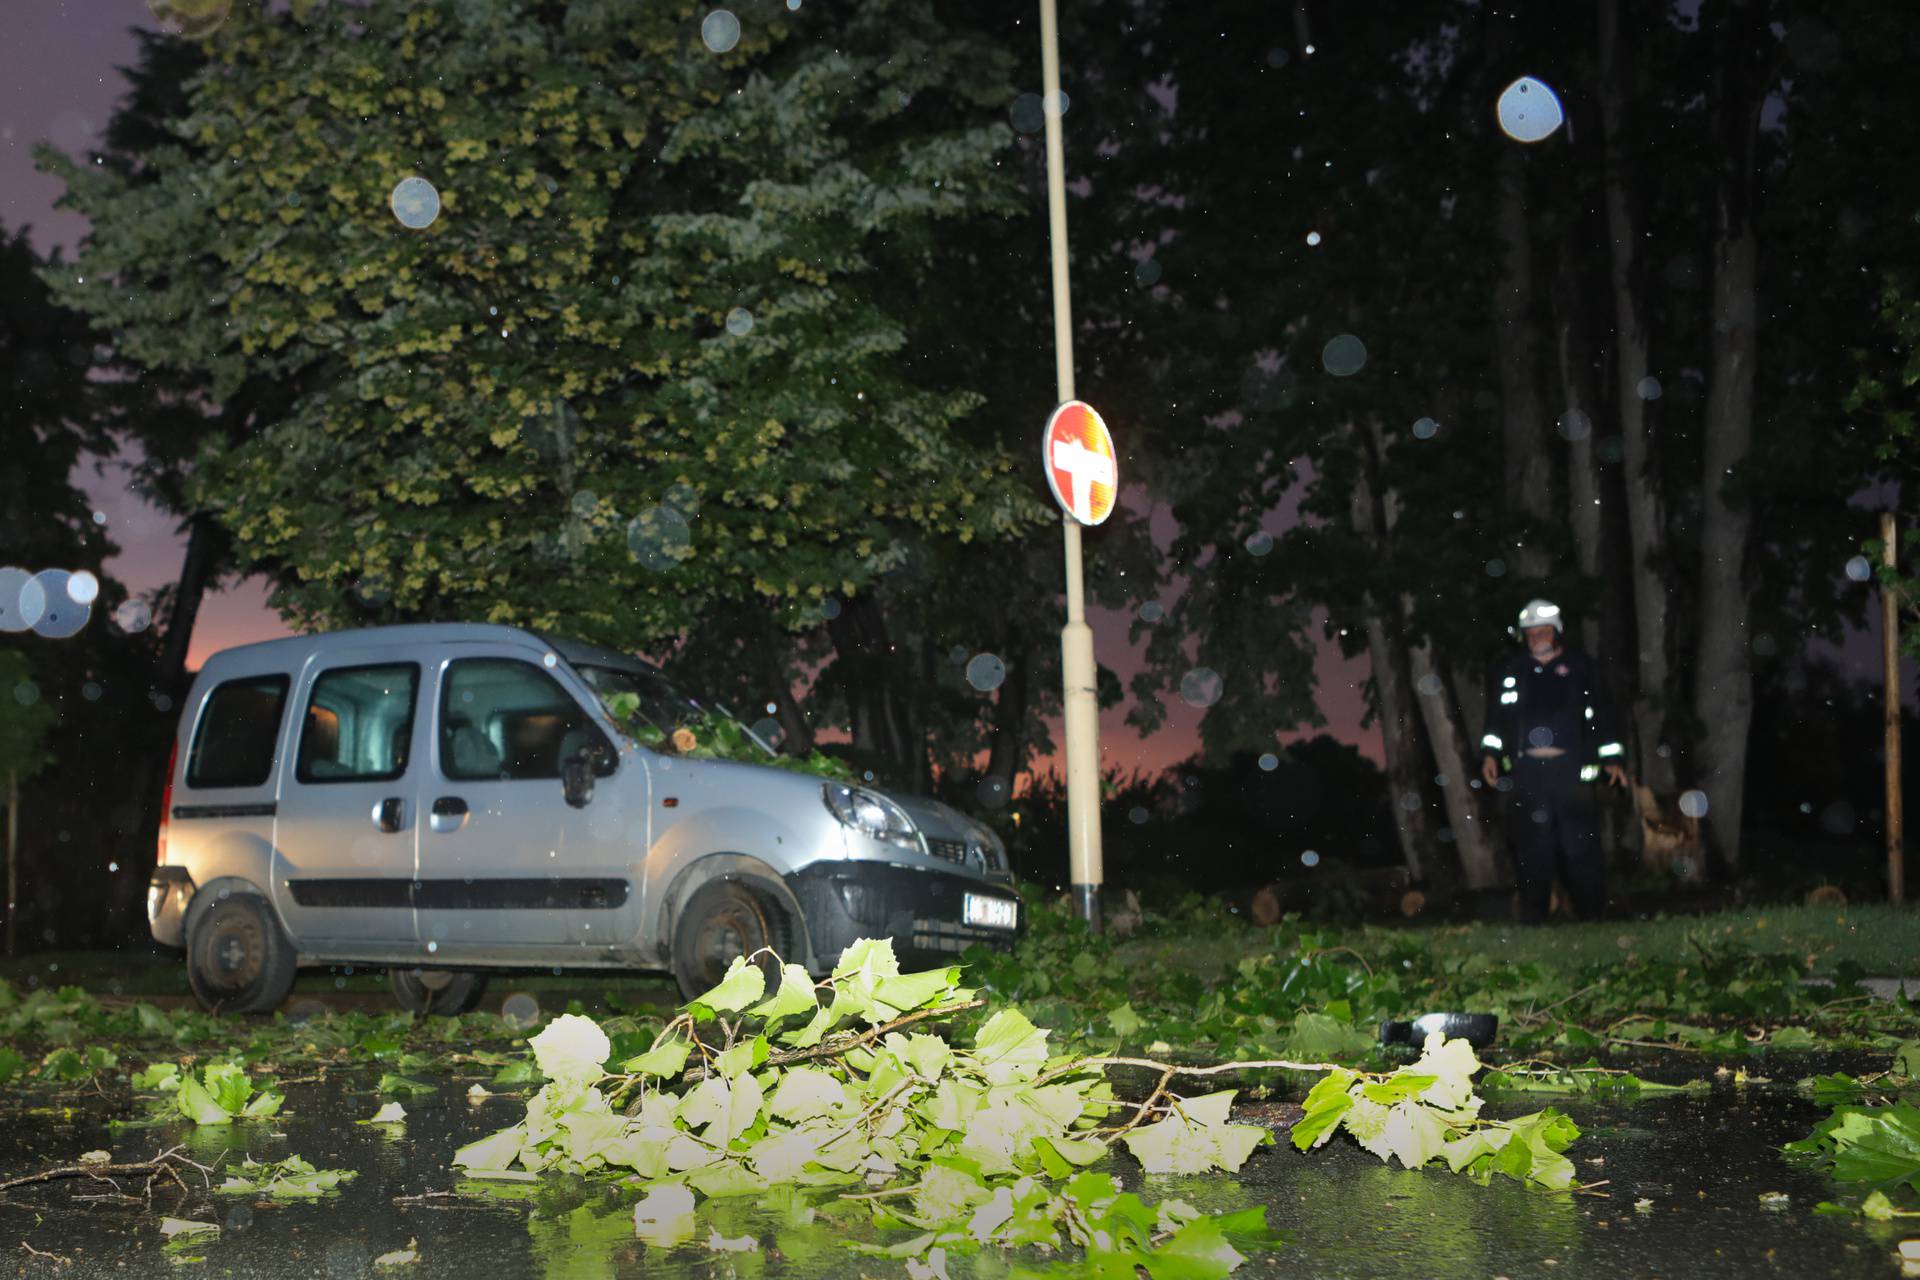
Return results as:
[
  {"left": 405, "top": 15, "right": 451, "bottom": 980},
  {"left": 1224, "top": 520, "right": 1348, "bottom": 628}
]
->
[{"left": 1478, "top": 599, "right": 1627, "bottom": 922}]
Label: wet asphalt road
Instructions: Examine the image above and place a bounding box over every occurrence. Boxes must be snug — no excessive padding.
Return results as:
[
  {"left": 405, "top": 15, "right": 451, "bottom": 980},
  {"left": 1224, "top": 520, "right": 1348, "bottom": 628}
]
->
[{"left": 0, "top": 1046, "right": 1904, "bottom": 1280}]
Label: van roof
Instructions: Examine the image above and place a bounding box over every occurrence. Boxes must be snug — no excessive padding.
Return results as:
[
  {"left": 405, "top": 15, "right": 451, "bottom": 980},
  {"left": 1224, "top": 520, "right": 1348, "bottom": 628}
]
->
[{"left": 195, "top": 623, "right": 656, "bottom": 678}]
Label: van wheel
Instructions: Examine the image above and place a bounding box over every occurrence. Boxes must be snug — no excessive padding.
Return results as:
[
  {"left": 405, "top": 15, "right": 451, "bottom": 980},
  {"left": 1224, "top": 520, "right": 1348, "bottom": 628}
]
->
[
  {"left": 672, "top": 881, "right": 784, "bottom": 1002},
  {"left": 186, "top": 893, "right": 297, "bottom": 1015},
  {"left": 390, "top": 968, "right": 489, "bottom": 1016}
]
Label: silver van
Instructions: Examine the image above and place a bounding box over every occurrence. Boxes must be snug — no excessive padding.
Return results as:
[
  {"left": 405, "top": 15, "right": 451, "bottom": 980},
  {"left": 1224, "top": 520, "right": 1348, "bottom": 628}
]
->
[{"left": 148, "top": 623, "right": 1019, "bottom": 1013}]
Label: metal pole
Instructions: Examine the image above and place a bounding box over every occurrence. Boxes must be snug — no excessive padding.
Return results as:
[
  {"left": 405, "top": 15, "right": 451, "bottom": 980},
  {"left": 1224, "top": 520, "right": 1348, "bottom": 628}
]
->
[
  {"left": 1883, "top": 512, "right": 1905, "bottom": 905},
  {"left": 1040, "top": 0, "right": 1103, "bottom": 930}
]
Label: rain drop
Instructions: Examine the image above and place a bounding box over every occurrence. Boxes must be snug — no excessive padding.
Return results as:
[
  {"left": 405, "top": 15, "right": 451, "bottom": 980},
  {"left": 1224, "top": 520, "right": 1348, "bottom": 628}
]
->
[
  {"left": 1416, "top": 673, "right": 1443, "bottom": 697},
  {"left": 1321, "top": 334, "right": 1367, "bottom": 377},
  {"left": 1300, "top": 850, "right": 1321, "bottom": 868},
  {"left": 725, "top": 307, "right": 754, "bottom": 336},
  {"left": 1557, "top": 409, "right": 1591, "bottom": 442},
  {"left": 1244, "top": 530, "right": 1273, "bottom": 557},
  {"left": 948, "top": 645, "right": 969, "bottom": 665},
  {"left": 113, "top": 600, "right": 152, "bottom": 634},
  {"left": 820, "top": 598, "right": 842, "bottom": 621},
  {"left": 1637, "top": 375, "right": 1663, "bottom": 401},
  {"left": 1485, "top": 559, "right": 1508, "bottom": 578},
  {"left": 1258, "top": 753, "right": 1278, "bottom": 772},
  {"left": 701, "top": 9, "right": 741, "bottom": 53},
  {"left": 1179, "top": 668, "right": 1223, "bottom": 708},
  {"left": 1845, "top": 555, "right": 1873, "bottom": 582},
  {"left": 1133, "top": 258, "right": 1163, "bottom": 288},
  {"left": 1127, "top": 805, "right": 1149, "bottom": 825},
  {"left": 1412, "top": 416, "right": 1439, "bottom": 440},
  {"left": 626, "top": 505, "right": 692, "bottom": 571},
  {"left": 1496, "top": 76, "right": 1565, "bottom": 143},
  {"left": 976, "top": 777, "right": 1009, "bottom": 809},
  {"left": 1305, "top": 230, "right": 1322, "bottom": 246},
  {"left": 65, "top": 570, "right": 99, "bottom": 605},
  {"left": 1679, "top": 790, "right": 1709, "bottom": 819},
  {"left": 389, "top": 176, "right": 440, "bottom": 230},
  {"left": 1138, "top": 601, "right": 1164, "bottom": 623},
  {"left": 966, "top": 653, "right": 1007, "bottom": 693}
]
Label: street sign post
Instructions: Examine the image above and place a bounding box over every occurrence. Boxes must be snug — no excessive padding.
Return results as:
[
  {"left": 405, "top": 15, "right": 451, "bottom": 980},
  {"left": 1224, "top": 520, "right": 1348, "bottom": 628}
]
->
[
  {"left": 1043, "top": 401, "right": 1117, "bottom": 527},
  {"left": 1037, "top": 0, "right": 1106, "bottom": 931}
]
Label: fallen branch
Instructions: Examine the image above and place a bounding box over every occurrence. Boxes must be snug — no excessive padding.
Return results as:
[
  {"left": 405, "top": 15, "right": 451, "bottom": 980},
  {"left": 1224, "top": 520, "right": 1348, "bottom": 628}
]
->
[
  {"left": 19, "top": 1239, "right": 70, "bottom": 1265},
  {"left": 0, "top": 1146, "right": 212, "bottom": 1196}
]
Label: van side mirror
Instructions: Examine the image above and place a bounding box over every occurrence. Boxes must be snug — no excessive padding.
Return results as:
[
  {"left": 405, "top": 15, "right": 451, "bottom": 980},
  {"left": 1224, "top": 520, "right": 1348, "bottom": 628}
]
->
[{"left": 562, "top": 750, "right": 596, "bottom": 809}]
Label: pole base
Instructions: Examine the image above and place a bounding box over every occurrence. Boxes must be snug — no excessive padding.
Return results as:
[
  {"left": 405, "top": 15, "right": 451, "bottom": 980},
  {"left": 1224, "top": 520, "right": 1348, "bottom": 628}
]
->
[{"left": 1071, "top": 883, "right": 1102, "bottom": 935}]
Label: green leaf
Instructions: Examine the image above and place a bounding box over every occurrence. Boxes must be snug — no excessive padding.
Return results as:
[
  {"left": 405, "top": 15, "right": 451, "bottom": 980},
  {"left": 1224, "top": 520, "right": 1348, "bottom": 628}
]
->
[
  {"left": 689, "top": 956, "right": 767, "bottom": 1016},
  {"left": 1107, "top": 1003, "right": 1144, "bottom": 1038},
  {"left": 528, "top": 1013, "right": 610, "bottom": 1086},
  {"left": 972, "top": 1010, "right": 1050, "bottom": 1085},
  {"left": 452, "top": 1125, "right": 526, "bottom": 1173},
  {"left": 716, "top": 1036, "right": 769, "bottom": 1081},
  {"left": 377, "top": 1073, "right": 436, "bottom": 1097},
  {"left": 1143, "top": 1214, "right": 1246, "bottom": 1280},
  {"left": 633, "top": 1183, "right": 697, "bottom": 1247},
  {"left": 748, "top": 964, "right": 821, "bottom": 1027},
  {"left": 363, "top": 1102, "right": 407, "bottom": 1124},
  {"left": 176, "top": 1074, "right": 235, "bottom": 1126},
  {"left": 623, "top": 1038, "right": 692, "bottom": 1079}
]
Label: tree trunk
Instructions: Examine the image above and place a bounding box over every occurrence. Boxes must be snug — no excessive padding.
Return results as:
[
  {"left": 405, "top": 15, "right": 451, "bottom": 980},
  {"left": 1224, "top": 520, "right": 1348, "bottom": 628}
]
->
[
  {"left": 1692, "top": 5, "right": 1765, "bottom": 873},
  {"left": 764, "top": 638, "right": 815, "bottom": 756},
  {"left": 155, "top": 513, "right": 227, "bottom": 701},
  {"left": 1348, "top": 432, "right": 1435, "bottom": 882},
  {"left": 984, "top": 642, "right": 1031, "bottom": 796},
  {"left": 1493, "top": 149, "right": 1553, "bottom": 580},
  {"left": 1598, "top": 0, "right": 1677, "bottom": 795},
  {"left": 1553, "top": 246, "right": 1606, "bottom": 656},
  {"left": 1406, "top": 638, "right": 1502, "bottom": 889}
]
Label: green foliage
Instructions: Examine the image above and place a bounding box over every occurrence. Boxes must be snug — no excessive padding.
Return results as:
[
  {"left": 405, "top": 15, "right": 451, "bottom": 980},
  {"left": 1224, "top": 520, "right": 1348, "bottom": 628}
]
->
[
  {"left": 215, "top": 1153, "right": 357, "bottom": 1199},
  {"left": 1292, "top": 1035, "right": 1581, "bottom": 1190},
  {"left": 1787, "top": 1101, "right": 1920, "bottom": 1221},
  {"left": 603, "top": 695, "right": 852, "bottom": 780},
  {"left": 43, "top": 0, "right": 1045, "bottom": 646},
  {"left": 0, "top": 651, "right": 59, "bottom": 782},
  {"left": 176, "top": 1060, "right": 283, "bottom": 1125},
  {"left": 452, "top": 936, "right": 1575, "bottom": 1273}
]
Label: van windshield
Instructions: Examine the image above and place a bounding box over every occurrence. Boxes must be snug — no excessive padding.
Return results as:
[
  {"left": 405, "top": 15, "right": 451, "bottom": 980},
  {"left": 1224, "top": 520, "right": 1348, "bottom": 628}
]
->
[
  {"left": 574, "top": 664, "right": 708, "bottom": 734},
  {"left": 576, "top": 663, "right": 779, "bottom": 758}
]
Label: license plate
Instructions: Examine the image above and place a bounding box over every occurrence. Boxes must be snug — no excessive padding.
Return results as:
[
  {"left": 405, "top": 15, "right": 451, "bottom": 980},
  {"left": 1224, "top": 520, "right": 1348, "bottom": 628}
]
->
[{"left": 963, "top": 893, "right": 1018, "bottom": 930}]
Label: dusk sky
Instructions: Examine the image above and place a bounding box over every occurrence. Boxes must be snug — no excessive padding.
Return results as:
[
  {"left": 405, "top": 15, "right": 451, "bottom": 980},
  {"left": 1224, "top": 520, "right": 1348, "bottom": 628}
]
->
[{"left": 2, "top": 0, "right": 1376, "bottom": 777}]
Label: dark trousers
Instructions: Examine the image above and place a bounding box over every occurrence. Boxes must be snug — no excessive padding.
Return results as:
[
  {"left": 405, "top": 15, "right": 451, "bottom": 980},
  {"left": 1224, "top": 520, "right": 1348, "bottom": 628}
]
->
[{"left": 1504, "top": 753, "right": 1606, "bottom": 923}]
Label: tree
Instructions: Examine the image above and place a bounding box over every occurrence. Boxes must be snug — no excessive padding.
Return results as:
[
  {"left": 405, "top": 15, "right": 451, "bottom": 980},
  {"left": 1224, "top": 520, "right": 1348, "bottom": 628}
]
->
[
  {"left": 0, "top": 650, "right": 60, "bottom": 956},
  {"left": 46, "top": 0, "right": 1048, "bottom": 662}
]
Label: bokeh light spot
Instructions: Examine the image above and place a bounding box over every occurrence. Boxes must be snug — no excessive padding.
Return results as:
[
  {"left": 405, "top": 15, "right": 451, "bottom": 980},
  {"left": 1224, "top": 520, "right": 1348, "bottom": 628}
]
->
[
  {"left": 389, "top": 177, "right": 440, "bottom": 230},
  {"left": 1322, "top": 334, "right": 1367, "bottom": 377},
  {"left": 1496, "top": 76, "right": 1565, "bottom": 143},
  {"left": 701, "top": 10, "right": 742, "bottom": 53}
]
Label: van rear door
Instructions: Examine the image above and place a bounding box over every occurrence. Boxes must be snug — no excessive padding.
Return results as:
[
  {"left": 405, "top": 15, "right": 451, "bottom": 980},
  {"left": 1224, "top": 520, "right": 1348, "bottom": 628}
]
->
[{"left": 271, "top": 652, "right": 422, "bottom": 946}]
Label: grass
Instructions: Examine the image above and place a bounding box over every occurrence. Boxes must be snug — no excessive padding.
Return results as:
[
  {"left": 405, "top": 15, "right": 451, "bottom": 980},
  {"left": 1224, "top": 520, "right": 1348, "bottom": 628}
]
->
[{"left": 1115, "top": 903, "right": 1918, "bottom": 983}]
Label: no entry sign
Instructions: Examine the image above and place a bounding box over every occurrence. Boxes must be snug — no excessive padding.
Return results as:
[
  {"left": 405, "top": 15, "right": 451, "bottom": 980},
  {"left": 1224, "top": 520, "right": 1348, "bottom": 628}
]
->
[{"left": 1042, "top": 400, "right": 1117, "bottom": 526}]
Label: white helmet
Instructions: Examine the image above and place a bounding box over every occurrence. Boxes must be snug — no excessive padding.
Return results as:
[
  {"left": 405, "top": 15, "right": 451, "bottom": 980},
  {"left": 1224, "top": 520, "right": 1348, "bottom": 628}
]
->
[{"left": 1517, "top": 598, "right": 1563, "bottom": 632}]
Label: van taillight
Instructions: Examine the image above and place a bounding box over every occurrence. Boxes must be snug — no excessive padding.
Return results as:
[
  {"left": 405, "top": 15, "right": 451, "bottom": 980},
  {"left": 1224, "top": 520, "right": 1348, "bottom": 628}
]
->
[{"left": 156, "top": 741, "right": 177, "bottom": 866}]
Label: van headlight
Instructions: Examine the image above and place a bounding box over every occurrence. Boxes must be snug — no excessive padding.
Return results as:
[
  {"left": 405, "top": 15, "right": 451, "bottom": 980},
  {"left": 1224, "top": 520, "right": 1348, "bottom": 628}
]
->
[{"left": 822, "top": 783, "right": 922, "bottom": 853}]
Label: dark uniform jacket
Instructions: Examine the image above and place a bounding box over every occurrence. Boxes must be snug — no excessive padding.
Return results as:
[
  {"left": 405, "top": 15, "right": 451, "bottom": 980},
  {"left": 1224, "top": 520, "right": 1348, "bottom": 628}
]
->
[{"left": 1478, "top": 645, "right": 1625, "bottom": 779}]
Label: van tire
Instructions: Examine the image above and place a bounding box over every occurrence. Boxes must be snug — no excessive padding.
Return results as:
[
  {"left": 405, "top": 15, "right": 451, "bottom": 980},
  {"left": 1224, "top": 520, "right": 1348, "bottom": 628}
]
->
[
  {"left": 672, "top": 880, "right": 784, "bottom": 1001},
  {"left": 389, "top": 968, "right": 489, "bottom": 1016},
  {"left": 185, "top": 893, "right": 298, "bottom": 1015}
]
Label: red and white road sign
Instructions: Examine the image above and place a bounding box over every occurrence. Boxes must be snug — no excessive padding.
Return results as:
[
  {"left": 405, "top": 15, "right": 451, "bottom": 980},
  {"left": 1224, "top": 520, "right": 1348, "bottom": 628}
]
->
[{"left": 1042, "top": 400, "right": 1117, "bottom": 526}]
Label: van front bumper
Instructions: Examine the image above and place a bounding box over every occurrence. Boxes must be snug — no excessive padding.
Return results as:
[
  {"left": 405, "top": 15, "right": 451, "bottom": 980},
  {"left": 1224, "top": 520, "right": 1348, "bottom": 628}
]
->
[
  {"left": 787, "top": 862, "right": 1021, "bottom": 971},
  {"left": 148, "top": 866, "right": 195, "bottom": 949}
]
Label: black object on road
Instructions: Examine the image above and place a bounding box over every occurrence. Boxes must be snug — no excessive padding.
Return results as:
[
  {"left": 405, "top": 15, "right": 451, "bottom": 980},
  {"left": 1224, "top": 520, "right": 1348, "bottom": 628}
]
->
[{"left": 1379, "top": 1012, "right": 1499, "bottom": 1050}]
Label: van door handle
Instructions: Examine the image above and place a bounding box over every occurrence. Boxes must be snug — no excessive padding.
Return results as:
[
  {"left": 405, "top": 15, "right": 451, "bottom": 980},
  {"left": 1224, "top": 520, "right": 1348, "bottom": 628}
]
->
[
  {"left": 429, "top": 795, "right": 469, "bottom": 834},
  {"left": 374, "top": 797, "right": 405, "bottom": 833}
]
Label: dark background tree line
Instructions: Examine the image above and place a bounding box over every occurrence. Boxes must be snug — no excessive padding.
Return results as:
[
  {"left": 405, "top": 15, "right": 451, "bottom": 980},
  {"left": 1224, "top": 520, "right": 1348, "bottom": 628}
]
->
[{"left": 2, "top": 0, "right": 1916, "bottom": 946}]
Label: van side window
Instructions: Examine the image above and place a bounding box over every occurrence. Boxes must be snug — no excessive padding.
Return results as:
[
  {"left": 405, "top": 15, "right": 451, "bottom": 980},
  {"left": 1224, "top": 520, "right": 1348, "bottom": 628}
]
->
[
  {"left": 441, "top": 659, "right": 613, "bottom": 781},
  {"left": 186, "top": 675, "right": 290, "bottom": 789},
  {"left": 296, "top": 664, "right": 419, "bottom": 784}
]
